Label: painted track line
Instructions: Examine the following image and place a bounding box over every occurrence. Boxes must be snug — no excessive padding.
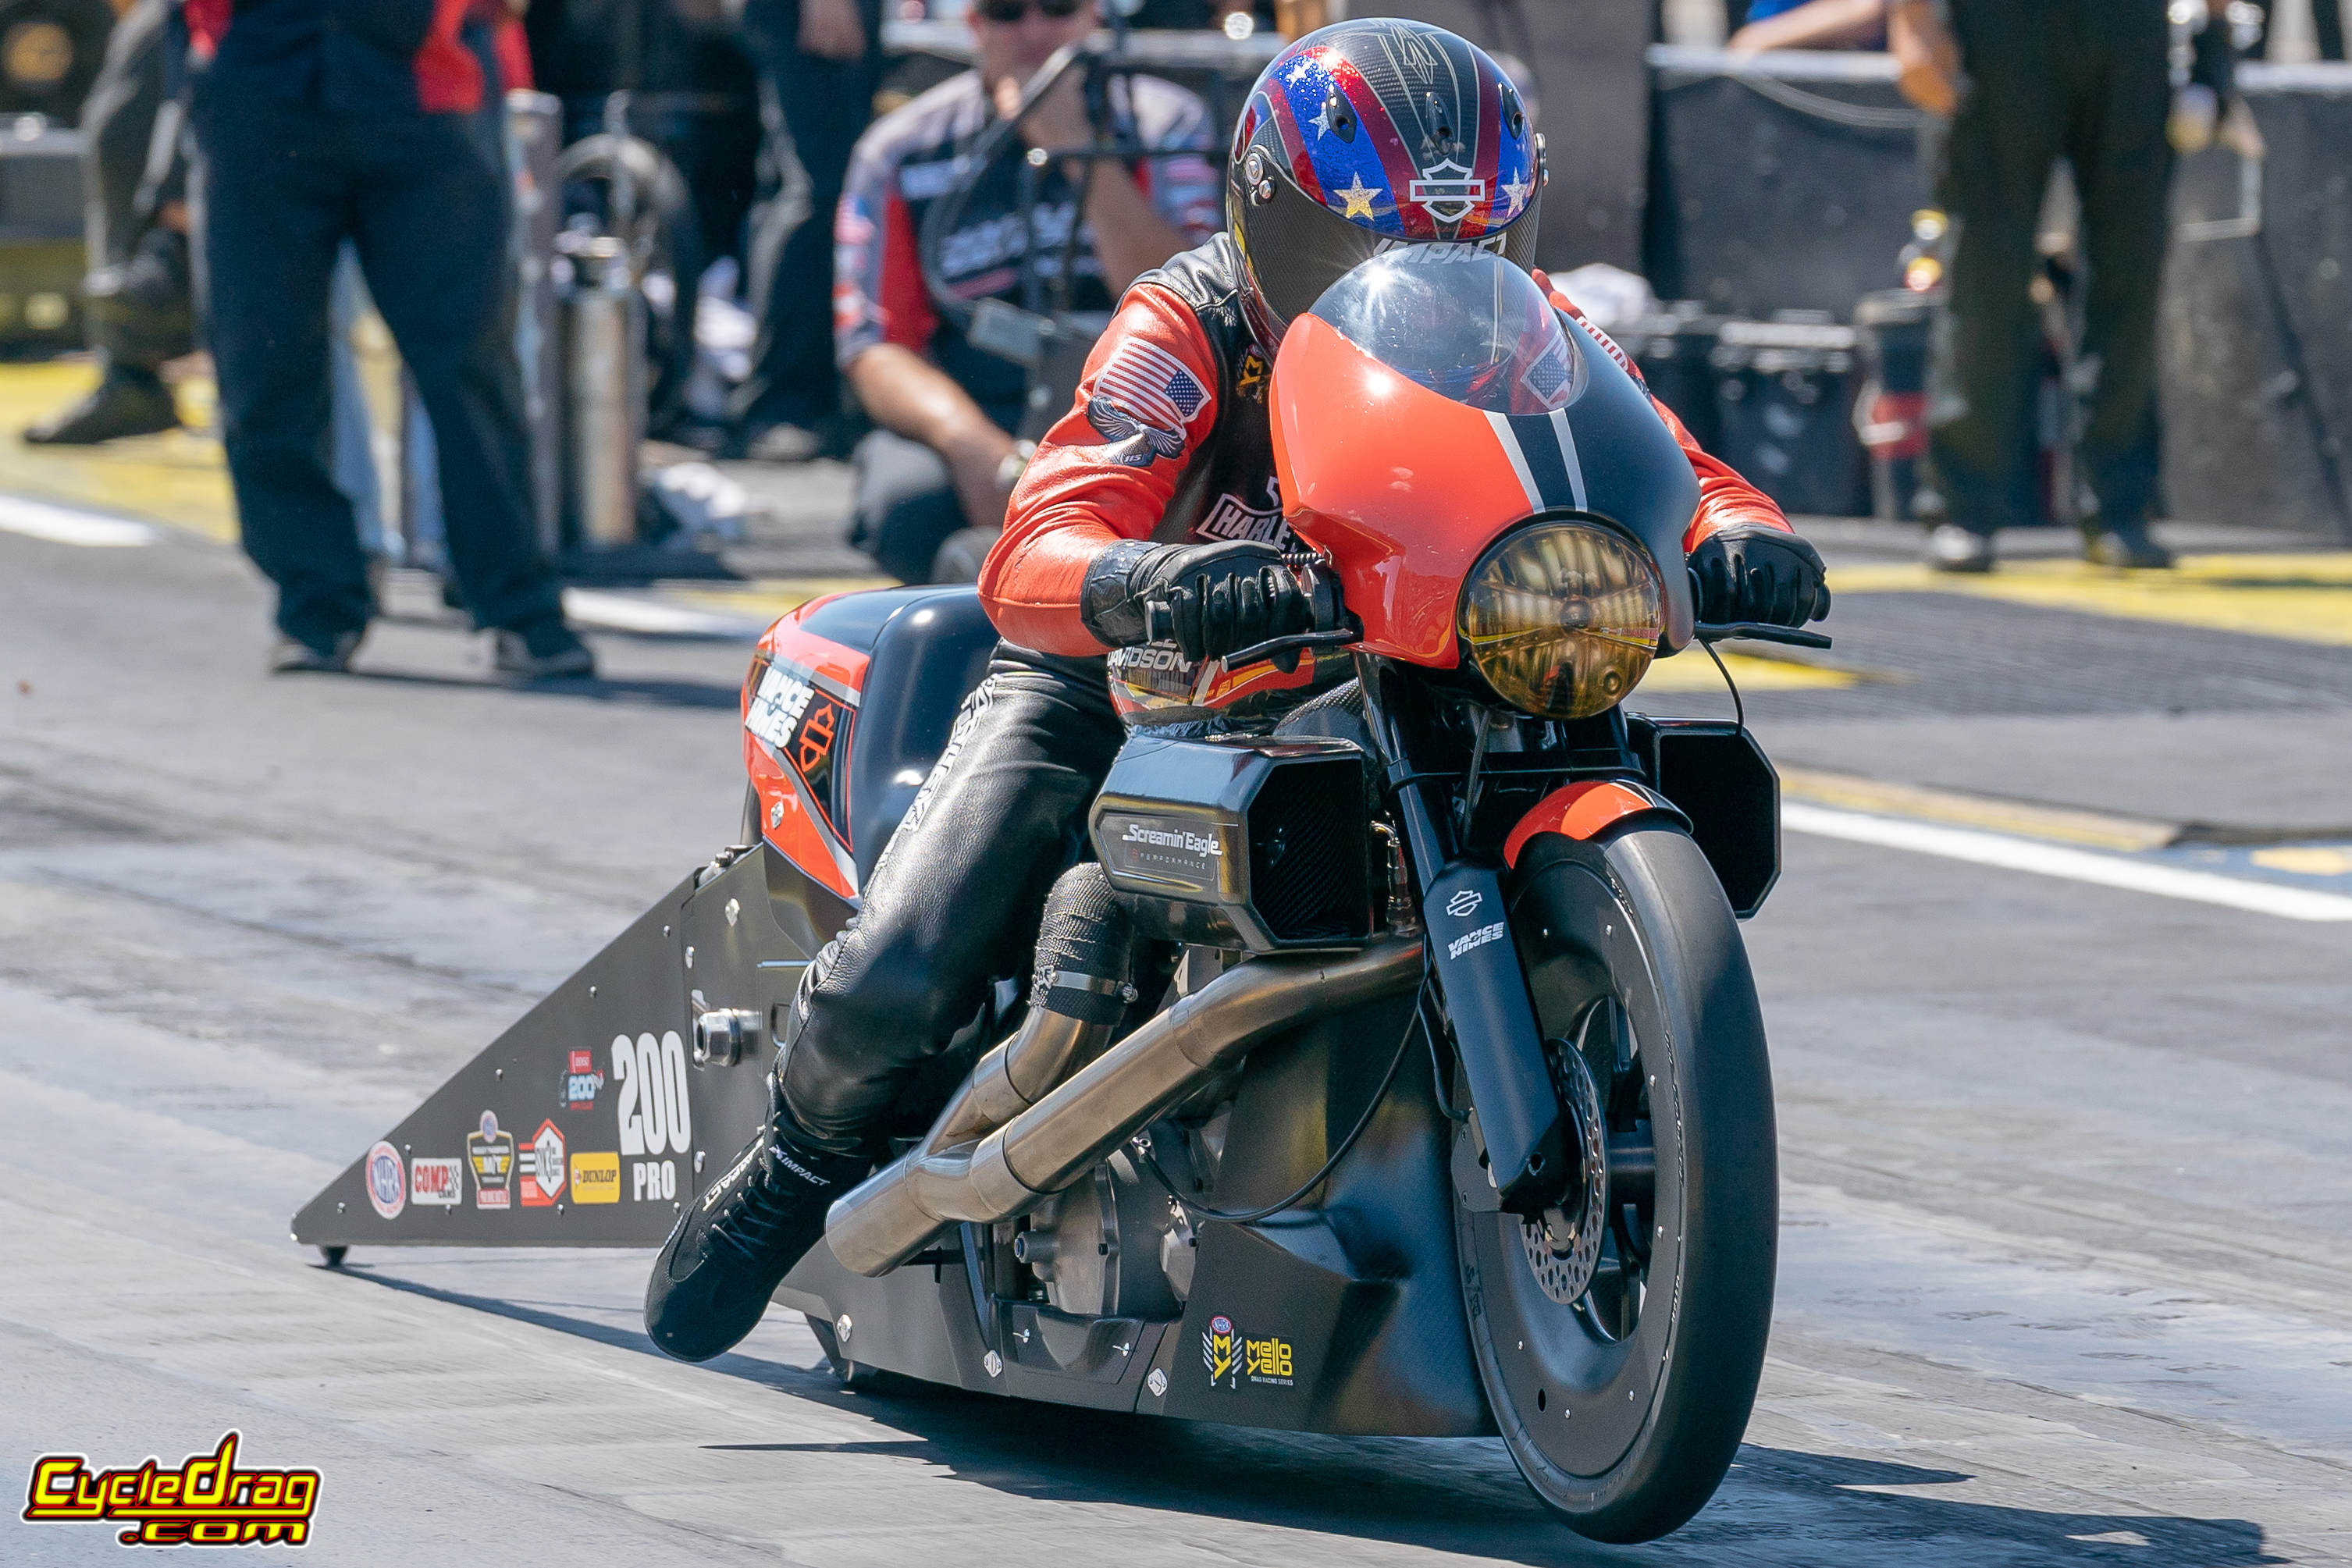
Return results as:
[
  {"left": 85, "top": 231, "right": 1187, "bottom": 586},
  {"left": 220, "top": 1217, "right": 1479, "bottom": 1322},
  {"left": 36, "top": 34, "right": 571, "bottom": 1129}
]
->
[
  {"left": 560, "top": 588, "right": 756, "bottom": 638},
  {"left": 0, "top": 495, "right": 157, "bottom": 548},
  {"left": 1783, "top": 802, "right": 2352, "bottom": 923}
]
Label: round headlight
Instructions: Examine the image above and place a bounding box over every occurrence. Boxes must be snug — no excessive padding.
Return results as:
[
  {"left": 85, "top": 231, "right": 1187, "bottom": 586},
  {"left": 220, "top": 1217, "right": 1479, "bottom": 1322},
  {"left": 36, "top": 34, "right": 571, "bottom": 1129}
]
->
[{"left": 1458, "top": 521, "right": 1664, "bottom": 719}]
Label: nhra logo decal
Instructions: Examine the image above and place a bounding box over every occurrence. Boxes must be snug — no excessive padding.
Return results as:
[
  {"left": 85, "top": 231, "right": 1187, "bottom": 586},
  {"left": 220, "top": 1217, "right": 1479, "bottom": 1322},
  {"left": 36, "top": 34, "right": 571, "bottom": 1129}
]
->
[
  {"left": 365, "top": 1141, "right": 405, "bottom": 1220},
  {"left": 466, "top": 1111, "right": 515, "bottom": 1211},
  {"left": 1203, "top": 1314, "right": 1294, "bottom": 1389},
  {"left": 411, "top": 1156, "right": 462, "bottom": 1208},
  {"left": 519, "top": 1119, "right": 567, "bottom": 1207},
  {"left": 564, "top": 1048, "right": 604, "bottom": 1111}
]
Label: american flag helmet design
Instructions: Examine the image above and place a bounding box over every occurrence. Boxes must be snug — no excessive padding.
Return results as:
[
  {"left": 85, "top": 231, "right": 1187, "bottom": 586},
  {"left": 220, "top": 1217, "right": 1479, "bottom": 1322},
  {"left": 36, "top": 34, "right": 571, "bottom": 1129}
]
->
[{"left": 1227, "top": 19, "right": 1546, "bottom": 345}]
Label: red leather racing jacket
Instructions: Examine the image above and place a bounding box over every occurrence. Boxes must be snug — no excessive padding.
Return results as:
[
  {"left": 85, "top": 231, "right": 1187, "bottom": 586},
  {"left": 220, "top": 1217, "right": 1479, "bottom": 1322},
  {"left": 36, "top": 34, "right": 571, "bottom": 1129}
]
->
[{"left": 984, "top": 236, "right": 1791, "bottom": 660}]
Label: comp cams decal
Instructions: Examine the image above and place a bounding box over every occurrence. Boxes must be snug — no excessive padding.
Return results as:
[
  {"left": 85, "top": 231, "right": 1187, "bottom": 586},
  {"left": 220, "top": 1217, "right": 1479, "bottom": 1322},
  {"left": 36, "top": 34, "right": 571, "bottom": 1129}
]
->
[{"left": 411, "top": 1156, "right": 462, "bottom": 1208}]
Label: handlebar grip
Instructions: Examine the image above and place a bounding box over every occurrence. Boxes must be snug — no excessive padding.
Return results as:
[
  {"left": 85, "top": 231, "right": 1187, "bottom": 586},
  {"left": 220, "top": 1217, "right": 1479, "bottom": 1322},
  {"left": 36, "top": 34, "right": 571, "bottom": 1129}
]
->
[{"left": 1692, "top": 620, "right": 1833, "bottom": 650}]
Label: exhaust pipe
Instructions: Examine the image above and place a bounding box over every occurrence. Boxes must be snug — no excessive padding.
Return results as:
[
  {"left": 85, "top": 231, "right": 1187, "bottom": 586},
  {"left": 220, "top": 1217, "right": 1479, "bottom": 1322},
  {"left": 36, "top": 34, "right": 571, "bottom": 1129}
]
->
[{"left": 824, "top": 934, "right": 1424, "bottom": 1277}]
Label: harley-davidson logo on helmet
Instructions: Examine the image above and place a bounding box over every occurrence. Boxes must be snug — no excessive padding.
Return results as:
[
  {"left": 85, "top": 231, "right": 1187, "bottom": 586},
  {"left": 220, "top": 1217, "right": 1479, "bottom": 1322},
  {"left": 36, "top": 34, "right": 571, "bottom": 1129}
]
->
[{"left": 1407, "top": 159, "right": 1485, "bottom": 224}]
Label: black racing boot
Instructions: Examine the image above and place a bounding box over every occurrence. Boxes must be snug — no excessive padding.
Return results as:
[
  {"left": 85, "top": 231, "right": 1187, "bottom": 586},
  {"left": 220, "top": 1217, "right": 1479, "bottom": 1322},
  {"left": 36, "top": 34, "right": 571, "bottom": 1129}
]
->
[
  {"left": 24, "top": 369, "right": 179, "bottom": 446},
  {"left": 644, "top": 1077, "right": 866, "bottom": 1362}
]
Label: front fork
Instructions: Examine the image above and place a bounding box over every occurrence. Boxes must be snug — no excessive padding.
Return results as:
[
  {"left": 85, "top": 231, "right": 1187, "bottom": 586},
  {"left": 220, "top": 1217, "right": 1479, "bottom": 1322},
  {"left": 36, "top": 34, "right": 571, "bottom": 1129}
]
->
[{"left": 1358, "top": 658, "right": 1675, "bottom": 1217}]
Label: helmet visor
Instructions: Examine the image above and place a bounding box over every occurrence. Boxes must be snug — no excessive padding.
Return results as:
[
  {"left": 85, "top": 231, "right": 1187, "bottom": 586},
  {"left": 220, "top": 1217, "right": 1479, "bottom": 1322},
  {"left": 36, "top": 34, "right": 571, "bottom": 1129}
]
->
[{"left": 1306, "top": 246, "right": 1585, "bottom": 416}]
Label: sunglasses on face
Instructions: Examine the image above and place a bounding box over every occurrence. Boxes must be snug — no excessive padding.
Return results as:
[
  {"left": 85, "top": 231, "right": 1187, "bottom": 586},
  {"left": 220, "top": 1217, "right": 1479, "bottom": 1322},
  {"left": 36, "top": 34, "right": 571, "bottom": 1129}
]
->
[{"left": 976, "top": 0, "right": 1086, "bottom": 21}]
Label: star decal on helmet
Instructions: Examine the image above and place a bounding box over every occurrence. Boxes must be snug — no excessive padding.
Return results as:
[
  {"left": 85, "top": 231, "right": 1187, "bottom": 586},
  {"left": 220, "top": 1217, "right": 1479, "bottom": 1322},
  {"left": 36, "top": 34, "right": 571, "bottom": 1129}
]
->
[
  {"left": 1336, "top": 173, "right": 1382, "bottom": 220},
  {"left": 1500, "top": 174, "right": 1533, "bottom": 212}
]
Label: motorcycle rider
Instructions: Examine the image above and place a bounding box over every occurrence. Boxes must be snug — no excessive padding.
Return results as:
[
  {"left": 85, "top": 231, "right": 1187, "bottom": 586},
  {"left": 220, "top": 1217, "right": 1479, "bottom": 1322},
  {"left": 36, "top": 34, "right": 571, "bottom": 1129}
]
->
[{"left": 646, "top": 18, "right": 1830, "bottom": 1362}]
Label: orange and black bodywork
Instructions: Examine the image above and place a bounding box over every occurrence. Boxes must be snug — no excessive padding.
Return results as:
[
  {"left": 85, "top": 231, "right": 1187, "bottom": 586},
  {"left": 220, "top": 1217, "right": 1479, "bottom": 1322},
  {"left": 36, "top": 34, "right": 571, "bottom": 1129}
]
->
[{"left": 742, "top": 588, "right": 1002, "bottom": 902}]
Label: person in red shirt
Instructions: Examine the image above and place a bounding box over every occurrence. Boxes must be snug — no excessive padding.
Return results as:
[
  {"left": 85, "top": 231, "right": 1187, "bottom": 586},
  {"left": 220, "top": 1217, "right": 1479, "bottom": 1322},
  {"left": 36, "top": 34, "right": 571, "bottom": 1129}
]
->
[{"left": 645, "top": 18, "right": 1827, "bottom": 1363}]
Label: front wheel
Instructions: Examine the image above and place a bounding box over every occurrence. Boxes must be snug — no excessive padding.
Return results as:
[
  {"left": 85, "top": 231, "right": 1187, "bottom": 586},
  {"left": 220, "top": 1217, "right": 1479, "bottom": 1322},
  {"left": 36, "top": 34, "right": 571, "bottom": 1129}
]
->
[{"left": 1454, "top": 826, "right": 1777, "bottom": 1543}]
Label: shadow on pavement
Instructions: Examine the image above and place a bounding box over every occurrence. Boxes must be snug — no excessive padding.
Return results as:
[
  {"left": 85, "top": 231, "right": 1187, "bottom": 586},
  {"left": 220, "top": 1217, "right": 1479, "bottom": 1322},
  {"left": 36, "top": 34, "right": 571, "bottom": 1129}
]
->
[
  {"left": 336, "top": 667, "right": 741, "bottom": 709},
  {"left": 318, "top": 1259, "right": 2281, "bottom": 1568}
]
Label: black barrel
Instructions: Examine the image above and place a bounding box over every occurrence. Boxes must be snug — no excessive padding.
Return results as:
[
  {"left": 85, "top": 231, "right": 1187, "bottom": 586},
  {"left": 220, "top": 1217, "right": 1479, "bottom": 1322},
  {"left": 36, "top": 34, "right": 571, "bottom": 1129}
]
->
[{"left": 1709, "top": 316, "right": 1870, "bottom": 517}]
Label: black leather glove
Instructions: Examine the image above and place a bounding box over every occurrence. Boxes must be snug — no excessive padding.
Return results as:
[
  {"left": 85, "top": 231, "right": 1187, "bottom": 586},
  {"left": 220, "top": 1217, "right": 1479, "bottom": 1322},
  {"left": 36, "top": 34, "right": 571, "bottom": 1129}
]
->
[
  {"left": 1687, "top": 523, "right": 1831, "bottom": 627},
  {"left": 1080, "top": 539, "right": 1315, "bottom": 663}
]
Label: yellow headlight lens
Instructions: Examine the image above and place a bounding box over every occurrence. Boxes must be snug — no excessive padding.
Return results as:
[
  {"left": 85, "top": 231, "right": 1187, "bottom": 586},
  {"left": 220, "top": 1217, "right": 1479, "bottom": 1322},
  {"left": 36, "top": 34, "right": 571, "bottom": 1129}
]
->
[{"left": 1458, "top": 521, "right": 1664, "bottom": 719}]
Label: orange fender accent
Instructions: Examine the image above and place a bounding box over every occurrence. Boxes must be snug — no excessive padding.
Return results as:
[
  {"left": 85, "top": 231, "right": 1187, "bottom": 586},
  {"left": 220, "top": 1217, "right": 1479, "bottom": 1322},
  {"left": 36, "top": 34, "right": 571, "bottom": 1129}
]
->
[{"left": 1503, "top": 780, "right": 1675, "bottom": 868}]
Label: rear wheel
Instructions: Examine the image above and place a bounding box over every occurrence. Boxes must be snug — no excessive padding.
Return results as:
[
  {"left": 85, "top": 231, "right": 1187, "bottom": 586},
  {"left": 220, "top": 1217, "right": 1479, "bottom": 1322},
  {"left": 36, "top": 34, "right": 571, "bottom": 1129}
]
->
[{"left": 1454, "top": 826, "right": 1776, "bottom": 1542}]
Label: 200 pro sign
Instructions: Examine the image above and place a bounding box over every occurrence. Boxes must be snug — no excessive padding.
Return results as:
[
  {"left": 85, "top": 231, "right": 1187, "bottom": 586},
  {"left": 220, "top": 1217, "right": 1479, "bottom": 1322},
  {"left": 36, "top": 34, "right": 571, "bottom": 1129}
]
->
[{"left": 612, "top": 1031, "right": 694, "bottom": 1202}]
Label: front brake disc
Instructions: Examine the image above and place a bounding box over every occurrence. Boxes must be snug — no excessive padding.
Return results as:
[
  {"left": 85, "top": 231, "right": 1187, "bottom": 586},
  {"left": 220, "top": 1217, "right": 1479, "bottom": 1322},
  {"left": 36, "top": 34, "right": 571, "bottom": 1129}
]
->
[{"left": 1518, "top": 1035, "right": 1608, "bottom": 1306}]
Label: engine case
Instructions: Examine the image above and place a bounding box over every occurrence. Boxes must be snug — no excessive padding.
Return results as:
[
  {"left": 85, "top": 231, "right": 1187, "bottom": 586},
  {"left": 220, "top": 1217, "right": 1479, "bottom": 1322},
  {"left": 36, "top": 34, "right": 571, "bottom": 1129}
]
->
[{"left": 1016, "top": 1150, "right": 1184, "bottom": 1321}]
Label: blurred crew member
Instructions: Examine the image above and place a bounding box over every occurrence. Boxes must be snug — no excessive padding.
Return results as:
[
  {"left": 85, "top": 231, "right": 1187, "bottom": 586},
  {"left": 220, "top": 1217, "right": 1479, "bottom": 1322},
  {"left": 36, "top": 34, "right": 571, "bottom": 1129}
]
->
[
  {"left": 730, "top": 0, "right": 885, "bottom": 461},
  {"left": 183, "top": 0, "right": 592, "bottom": 677},
  {"left": 26, "top": 0, "right": 194, "bottom": 446},
  {"left": 1898, "top": 0, "right": 2231, "bottom": 571},
  {"left": 1728, "top": 0, "right": 1887, "bottom": 52},
  {"left": 831, "top": 0, "right": 1221, "bottom": 583}
]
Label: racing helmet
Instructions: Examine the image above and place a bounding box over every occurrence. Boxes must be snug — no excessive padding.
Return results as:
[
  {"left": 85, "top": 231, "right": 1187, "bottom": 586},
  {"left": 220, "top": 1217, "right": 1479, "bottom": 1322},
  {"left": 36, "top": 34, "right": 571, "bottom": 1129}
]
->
[{"left": 1228, "top": 19, "right": 1545, "bottom": 347}]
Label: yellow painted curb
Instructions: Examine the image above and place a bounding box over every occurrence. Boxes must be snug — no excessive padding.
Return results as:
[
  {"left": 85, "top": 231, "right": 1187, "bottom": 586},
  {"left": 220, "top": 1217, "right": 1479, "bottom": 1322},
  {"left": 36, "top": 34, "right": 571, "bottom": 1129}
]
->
[
  {"left": 0, "top": 361, "right": 237, "bottom": 545},
  {"left": 1778, "top": 766, "right": 2179, "bottom": 852},
  {"left": 1827, "top": 553, "right": 2352, "bottom": 647}
]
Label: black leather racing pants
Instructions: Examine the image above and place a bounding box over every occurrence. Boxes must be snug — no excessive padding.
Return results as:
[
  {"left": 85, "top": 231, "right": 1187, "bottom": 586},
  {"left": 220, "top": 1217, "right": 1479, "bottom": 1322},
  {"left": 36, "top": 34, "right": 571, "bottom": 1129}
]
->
[{"left": 777, "top": 645, "right": 1126, "bottom": 1154}]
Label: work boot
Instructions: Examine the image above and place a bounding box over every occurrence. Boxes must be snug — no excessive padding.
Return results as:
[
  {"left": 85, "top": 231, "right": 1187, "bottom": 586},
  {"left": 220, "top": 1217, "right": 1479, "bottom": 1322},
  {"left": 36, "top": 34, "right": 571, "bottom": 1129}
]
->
[
  {"left": 493, "top": 620, "right": 596, "bottom": 681},
  {"left": 645, "top": 1078, "right": 867, "bottom": 1362},
  {"left": 1924, "top": 523, "right": 1996, "bottom": 574},
  {"left": 2083, "top": 517, "right": 2174, "bottom": 570},
  {"left": 267, "top": 628, "right": 363, "bottom": 675},
  {"left": 23, "top": 371, "right": 178, "bottom": 446}
]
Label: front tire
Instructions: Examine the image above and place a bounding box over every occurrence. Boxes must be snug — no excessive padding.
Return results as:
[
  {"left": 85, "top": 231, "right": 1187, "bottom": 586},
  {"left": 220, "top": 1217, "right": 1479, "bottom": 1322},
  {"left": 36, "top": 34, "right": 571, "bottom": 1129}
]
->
[{"left": 1455, "top": 825, "right": 1776, "bottom": 1543}]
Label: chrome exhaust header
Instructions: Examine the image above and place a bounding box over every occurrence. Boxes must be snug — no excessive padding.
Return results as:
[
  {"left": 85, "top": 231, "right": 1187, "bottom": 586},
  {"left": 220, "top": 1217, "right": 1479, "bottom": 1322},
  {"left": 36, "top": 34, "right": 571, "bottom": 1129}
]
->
[{"left": 824, "top": 936, "right": 1425, "bottom": 1277}]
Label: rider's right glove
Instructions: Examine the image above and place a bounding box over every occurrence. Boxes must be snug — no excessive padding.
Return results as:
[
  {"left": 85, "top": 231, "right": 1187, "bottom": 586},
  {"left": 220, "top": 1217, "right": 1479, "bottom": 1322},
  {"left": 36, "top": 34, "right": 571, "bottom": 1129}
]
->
[
  {"left": 1686, "top": 523, "right": 1832, "bottom": 628},
  {"left": 1080, "top": 539, "right": 1316, "bottom": 663}
]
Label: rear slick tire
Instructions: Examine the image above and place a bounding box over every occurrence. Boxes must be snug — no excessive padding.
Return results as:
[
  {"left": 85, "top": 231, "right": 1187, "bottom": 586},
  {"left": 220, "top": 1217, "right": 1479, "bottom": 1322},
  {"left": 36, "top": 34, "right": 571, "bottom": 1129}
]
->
[{"left": 1457, "top": 824, "right": 1777, "bottom": 1544}]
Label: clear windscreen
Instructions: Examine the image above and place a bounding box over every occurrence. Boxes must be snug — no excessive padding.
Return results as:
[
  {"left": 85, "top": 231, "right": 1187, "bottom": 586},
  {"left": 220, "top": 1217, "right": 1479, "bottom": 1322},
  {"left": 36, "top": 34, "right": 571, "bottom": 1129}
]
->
[{"left": 1306, "top": 247, "right": 1586, "bottom": 416}]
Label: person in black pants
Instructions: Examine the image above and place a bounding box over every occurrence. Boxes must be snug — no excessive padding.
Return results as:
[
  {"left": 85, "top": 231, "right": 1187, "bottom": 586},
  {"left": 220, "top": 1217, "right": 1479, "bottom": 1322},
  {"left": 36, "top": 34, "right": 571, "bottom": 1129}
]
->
[
  {"left": 728, "top": 0, "right": 885, "bottom": 461},
  {"left": 185, "top": 0, "right": 592, "bottom": 677},
  {"left": 25, "top": 0, "right": 193, "bottom": 447},
  {"left": 1921, "top": 0, "right": 2218, "bottom": 572}
]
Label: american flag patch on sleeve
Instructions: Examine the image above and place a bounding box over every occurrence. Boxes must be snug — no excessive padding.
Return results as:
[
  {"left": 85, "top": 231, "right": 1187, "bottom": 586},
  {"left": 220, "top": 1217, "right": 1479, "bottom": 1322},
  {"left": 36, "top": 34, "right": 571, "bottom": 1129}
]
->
[{"left": 1092, "top": 340, "right": 1210, "bottom": 435}]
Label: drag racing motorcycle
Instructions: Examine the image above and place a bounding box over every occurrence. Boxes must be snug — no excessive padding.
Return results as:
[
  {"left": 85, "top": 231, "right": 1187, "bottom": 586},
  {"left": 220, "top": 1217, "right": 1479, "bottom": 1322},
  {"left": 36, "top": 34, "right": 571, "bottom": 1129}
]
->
[{"left": 297, "top": 249, "right": 1824, "bottom": 1542}]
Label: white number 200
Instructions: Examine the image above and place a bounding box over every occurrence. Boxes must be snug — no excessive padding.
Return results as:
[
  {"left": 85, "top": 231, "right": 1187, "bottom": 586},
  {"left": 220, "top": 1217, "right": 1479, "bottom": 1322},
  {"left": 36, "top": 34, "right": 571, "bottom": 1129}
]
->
[{"left": 613, "top": 1031, "right": 693, "bottom": 1157}]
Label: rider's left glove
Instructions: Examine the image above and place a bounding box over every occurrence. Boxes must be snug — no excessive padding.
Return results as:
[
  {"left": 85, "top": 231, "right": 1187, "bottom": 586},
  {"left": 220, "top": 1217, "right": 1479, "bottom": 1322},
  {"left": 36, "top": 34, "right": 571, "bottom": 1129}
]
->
[
  {"left": 1687, "top": 523, "right": 1832, "bottom": 627},
  {"left": 1080, "top": 539, "right": 1315, "bottom": 663}
]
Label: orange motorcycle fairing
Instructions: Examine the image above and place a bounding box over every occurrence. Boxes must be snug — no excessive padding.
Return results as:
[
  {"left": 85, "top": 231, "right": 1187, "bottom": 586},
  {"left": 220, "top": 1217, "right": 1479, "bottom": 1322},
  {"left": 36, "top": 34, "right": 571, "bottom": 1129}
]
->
[
  {"left": 1501, "top": 779, "right": 1681, "bottom": 867},
  {"left": 742, "top": 597, "right": 874, "bottom": 902},
  {"left": 1269, "top": 312, "right": 1542, "bottom": 670}
]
